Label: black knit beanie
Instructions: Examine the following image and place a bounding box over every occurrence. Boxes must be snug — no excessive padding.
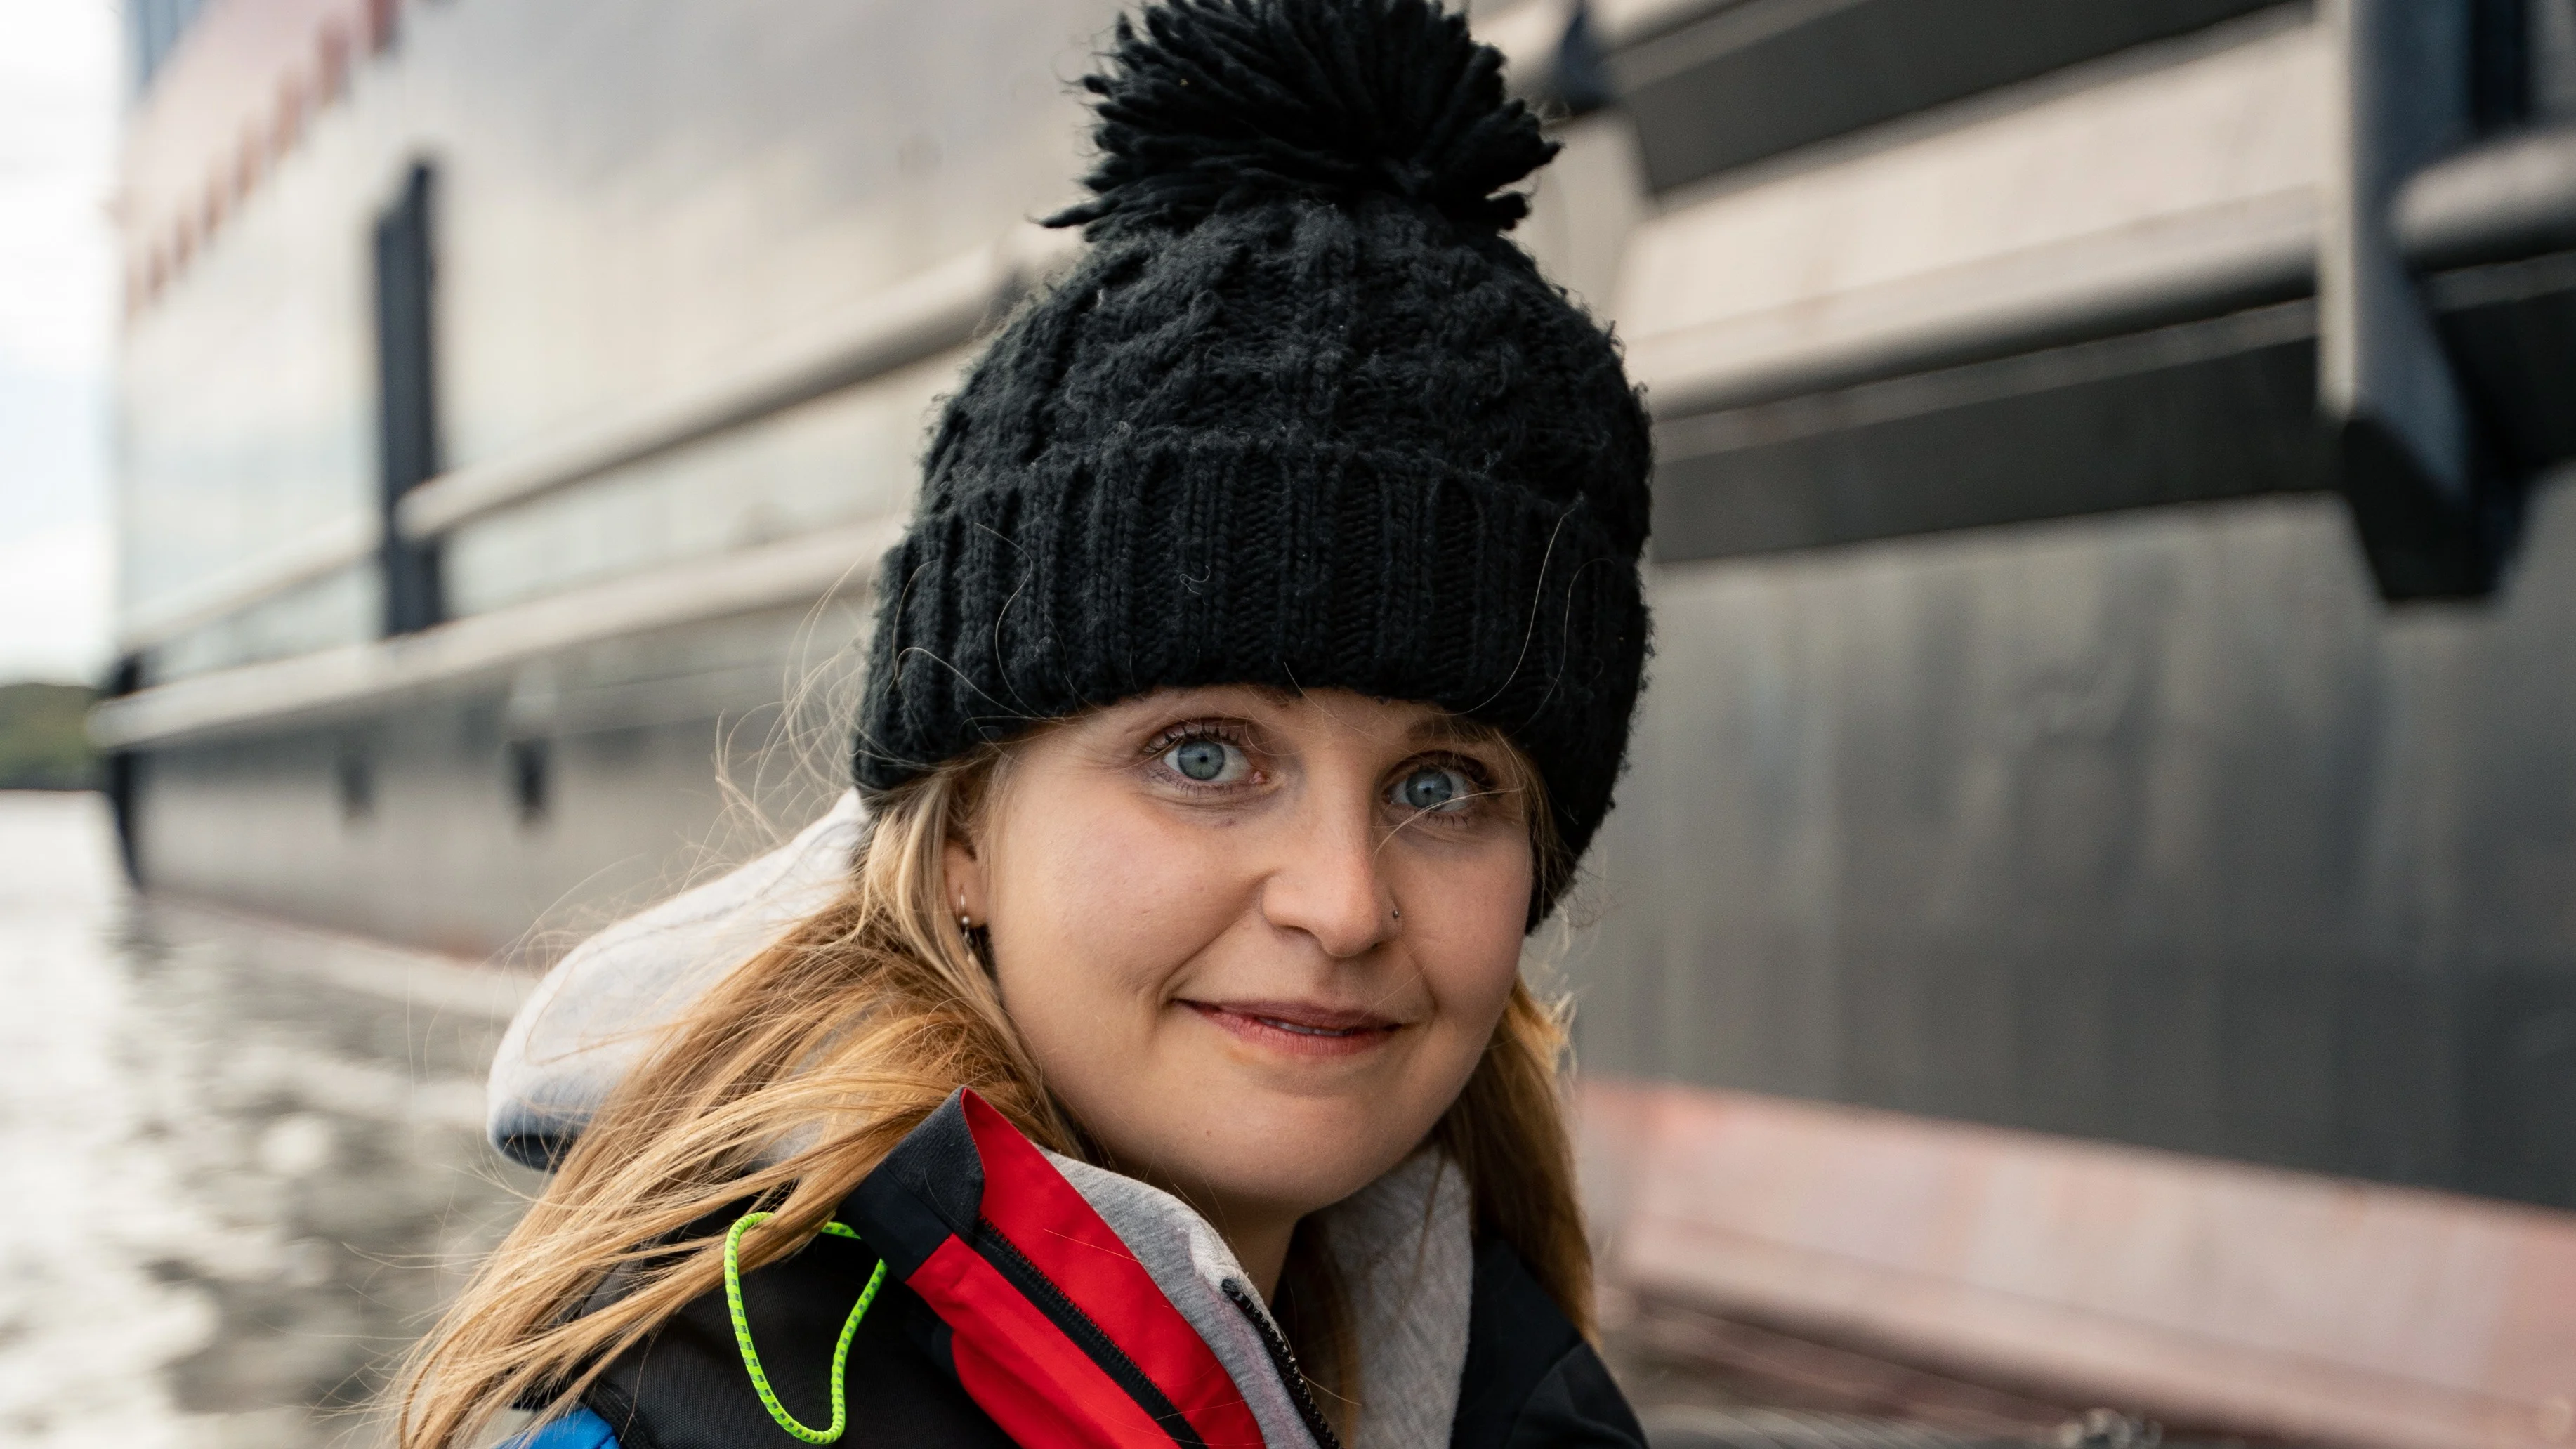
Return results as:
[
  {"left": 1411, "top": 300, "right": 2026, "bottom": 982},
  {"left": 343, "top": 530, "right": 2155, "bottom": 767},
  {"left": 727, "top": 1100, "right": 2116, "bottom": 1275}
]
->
[{"left": 855, "top": 0, "right": 1652, "bottom": 918}]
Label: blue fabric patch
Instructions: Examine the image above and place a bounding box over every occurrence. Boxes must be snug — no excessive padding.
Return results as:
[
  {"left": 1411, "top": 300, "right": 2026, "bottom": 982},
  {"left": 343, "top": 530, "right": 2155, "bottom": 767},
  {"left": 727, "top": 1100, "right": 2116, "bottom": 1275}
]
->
[{"left": 501, "top": 1406, "right": 618, "bottom": 1449}]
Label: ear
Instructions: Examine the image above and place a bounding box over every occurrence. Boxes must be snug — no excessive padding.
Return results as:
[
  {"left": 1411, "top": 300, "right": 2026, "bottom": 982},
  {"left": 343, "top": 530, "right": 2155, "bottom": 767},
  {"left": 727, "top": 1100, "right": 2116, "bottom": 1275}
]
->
[{"left": 942, "top": 835, "right": 987, "bottom": 926}]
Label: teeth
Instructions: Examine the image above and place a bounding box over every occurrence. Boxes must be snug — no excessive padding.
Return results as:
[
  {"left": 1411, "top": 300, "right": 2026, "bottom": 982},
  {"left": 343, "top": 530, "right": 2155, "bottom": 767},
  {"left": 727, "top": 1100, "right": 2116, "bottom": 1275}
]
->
[{"left": 1255, "top": 1016, "right": 1359, "bottom": 1037}]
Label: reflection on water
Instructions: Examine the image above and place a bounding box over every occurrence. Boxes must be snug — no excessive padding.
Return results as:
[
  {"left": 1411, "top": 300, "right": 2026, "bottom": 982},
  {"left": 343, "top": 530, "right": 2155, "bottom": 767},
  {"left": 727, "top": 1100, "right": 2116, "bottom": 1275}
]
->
[{"left": 0, "top": 793, "right": 541, "bottom": 1448}]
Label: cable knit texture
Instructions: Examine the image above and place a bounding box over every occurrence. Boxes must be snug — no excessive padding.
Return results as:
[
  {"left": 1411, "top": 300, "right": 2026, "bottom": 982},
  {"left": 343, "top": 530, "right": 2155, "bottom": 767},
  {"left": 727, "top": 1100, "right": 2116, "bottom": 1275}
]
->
[{"left": 855, "top": 0, "right": 1652, "bottom": 911}]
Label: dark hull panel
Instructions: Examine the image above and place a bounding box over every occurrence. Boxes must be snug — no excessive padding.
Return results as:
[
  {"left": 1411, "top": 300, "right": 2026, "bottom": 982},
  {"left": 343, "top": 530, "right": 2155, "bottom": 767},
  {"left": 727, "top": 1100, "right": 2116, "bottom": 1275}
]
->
[{"left": 1578, "top": 485, "right": 2576, "bottom": 1212}]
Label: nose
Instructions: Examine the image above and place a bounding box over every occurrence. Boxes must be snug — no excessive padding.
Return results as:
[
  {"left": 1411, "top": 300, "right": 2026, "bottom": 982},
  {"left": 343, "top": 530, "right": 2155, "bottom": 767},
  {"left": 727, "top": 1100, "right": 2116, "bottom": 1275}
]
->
[{"left": 1258, "top": 789, "right": 1395, "bottom": 960}]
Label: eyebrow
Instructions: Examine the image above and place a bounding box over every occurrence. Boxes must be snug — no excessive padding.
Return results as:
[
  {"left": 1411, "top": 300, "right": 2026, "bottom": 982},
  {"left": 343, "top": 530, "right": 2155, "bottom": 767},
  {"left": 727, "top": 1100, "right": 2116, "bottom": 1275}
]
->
[
  {"left": 1404, "top": 714, "right": 1501, "bottom": 749},
  {"left": 1152, "top": 686, "right": 1497, "bottom": 749}
]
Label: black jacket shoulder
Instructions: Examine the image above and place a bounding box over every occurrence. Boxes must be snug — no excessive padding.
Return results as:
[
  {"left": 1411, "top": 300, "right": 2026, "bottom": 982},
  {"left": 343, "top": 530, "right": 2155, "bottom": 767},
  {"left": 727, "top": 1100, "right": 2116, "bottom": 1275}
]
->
[
  {"left": 583, "top": 1228, "right": 1011, "bottom": 1449},
  {"left": 1450, "top": 1237, "right": 1648, "bottom": 1449},
  {"left": 587, "top": 1228, "right": 1648, "bottom": 1449},
  {"left": 588, "top": 1228, "right": 1646, "bottom": 1449}
]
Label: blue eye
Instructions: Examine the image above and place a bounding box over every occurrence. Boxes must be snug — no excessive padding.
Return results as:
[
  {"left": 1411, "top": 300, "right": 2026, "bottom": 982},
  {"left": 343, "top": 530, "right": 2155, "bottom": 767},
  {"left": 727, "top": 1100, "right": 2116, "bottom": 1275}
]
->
[
  {"left": 1395, "top": 764, "right": 1470, "bottom": 813},
  {"left": 1164, "top": 737, "right": 1246, "bottom": 783}
]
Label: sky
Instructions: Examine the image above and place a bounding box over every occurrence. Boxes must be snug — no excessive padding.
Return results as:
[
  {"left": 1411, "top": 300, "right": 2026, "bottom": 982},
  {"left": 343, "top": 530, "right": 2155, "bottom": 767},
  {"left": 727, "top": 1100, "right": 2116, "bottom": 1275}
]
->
[{"left": 0, "top": 0, "right": 118, "bottom": 686}]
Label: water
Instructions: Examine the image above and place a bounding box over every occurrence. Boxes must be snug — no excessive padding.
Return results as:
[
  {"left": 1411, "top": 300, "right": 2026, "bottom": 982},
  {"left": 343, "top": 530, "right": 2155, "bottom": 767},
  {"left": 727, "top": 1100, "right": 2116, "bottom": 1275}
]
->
[{"left": 0, "top": 792, "right": 541, "bottom": 1448}]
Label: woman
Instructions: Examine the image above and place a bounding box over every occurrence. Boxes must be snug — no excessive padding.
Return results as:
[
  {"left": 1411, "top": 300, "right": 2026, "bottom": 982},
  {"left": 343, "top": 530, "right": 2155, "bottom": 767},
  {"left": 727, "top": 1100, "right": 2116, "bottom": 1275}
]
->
[{"left": 400, "top": 0, "right": 1652, "bottom": 1443}]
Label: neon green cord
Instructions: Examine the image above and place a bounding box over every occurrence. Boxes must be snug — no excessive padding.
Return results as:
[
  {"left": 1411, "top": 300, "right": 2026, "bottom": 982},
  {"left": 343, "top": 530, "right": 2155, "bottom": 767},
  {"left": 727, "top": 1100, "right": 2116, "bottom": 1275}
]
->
[{"left": 723, "top": 1211, "right": 887, "bottom": 1445}]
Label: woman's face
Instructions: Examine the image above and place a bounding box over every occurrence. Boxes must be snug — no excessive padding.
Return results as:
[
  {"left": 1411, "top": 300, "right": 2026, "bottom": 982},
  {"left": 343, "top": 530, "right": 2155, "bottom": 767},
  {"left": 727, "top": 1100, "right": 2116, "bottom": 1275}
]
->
[{"left": 945, "top": 686, "right": 1534, "bottom": 1273}]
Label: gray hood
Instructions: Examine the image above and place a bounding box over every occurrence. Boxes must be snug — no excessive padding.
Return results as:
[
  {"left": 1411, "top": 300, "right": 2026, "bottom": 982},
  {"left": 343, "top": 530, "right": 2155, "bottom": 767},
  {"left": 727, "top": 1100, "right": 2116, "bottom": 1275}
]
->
[{"left": 485, "top": 792, "right": 866, "bottom": 1167}]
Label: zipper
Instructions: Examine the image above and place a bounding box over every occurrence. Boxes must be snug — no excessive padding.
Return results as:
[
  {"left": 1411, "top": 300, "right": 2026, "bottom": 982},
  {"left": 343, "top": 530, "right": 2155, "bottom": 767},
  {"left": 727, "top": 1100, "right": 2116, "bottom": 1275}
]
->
[
  {"left": 971, "top": 1217, "right": 1209, "bottom": 1448},
  {"left": 1220, "top": 1278, "right": 1346, "bottom": 1449}
]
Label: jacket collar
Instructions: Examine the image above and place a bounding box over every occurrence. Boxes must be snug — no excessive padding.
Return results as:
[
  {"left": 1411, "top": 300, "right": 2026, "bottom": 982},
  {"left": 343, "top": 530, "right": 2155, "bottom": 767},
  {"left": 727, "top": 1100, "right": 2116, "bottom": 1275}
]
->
[{"left": 841, "top": 1088, "right": 1474, "bottom": 1448}]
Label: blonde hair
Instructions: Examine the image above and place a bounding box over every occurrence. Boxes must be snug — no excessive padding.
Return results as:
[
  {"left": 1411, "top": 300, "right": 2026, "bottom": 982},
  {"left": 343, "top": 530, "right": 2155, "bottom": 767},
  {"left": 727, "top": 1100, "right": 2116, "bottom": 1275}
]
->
[{"left": 397, "top": 727, "right": 1592, "bottom": 1449}]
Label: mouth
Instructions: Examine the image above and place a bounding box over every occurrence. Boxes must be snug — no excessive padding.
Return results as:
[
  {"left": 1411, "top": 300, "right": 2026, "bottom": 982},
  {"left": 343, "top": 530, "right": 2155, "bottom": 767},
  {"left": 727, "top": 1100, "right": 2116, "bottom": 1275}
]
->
[{"left": 1183, "top": 999, "right": 1405, "bottom": 1056}]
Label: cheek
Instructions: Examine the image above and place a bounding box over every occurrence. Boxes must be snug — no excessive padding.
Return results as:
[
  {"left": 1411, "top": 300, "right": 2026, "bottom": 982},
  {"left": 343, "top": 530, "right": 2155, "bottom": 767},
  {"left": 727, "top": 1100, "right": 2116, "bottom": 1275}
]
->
[
  {"left": 1421, "top": 914, "right": 1524, "bottom": 1032},
  {"left": 1400, "top": 855, "right": 1532, "bottom": 1082},
  {"left": 981, "top": 788, "right": 1246, "bottom": 1060}
]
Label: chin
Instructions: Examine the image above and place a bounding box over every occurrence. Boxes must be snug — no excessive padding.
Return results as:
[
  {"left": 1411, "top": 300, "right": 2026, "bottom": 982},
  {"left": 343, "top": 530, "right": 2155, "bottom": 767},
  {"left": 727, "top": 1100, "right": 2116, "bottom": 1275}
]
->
[{"left": 1164, "top": 1092, "right": 1426, "bottom": 1217}]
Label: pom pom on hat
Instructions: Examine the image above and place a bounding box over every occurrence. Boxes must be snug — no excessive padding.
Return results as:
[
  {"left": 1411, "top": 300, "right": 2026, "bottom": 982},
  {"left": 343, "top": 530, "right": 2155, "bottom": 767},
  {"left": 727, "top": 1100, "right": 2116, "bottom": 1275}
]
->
[{"left": 1047, "top": 0, "right": 1560, "bottom": 237}]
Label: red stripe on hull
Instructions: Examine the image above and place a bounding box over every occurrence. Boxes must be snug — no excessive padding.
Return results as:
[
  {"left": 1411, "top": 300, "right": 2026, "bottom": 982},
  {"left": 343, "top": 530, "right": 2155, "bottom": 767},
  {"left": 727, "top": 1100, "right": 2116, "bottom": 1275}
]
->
[{"left": 1582, "top": 1078, "right": 2576, "bottom": 1449}]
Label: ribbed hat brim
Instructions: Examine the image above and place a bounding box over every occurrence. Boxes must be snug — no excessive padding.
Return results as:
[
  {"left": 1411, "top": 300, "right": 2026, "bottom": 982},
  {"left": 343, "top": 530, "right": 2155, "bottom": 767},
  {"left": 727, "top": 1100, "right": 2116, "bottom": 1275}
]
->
[{"left": 856, "top": 429, "right": 1646, "bottom": 893}]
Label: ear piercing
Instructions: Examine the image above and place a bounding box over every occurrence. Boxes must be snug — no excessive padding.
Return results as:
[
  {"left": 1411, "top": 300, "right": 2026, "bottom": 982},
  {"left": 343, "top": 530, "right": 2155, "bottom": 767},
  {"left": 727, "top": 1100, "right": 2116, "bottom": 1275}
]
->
[{"left": 957, "top": 893, "right": 974, "bottom": 931}]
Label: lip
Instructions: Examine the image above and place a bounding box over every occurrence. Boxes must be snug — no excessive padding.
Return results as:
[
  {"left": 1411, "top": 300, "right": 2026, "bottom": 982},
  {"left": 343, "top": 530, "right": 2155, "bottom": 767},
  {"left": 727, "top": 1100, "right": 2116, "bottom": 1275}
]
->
[{"left": 1183, "top": 999, "right": 1406, "bottom": 1058}]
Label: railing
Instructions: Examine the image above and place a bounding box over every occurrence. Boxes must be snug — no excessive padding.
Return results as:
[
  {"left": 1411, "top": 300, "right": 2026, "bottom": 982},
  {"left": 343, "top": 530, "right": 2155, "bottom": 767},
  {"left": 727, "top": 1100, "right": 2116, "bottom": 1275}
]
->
[
  {"left": 89, "top": 516, "right": 905, "bottom": 750},
  {"left": 96, "top": 225, "right": 1081, "bottom": 749},
  {"left": 117, "top": 513, "right": 383, "bottom": 653},
  {"left": 394, "top": 230, "right": 1071, "bottom": 540},
  {"left": 115, "top": 224, "right": 1076, "bottom": 658}
]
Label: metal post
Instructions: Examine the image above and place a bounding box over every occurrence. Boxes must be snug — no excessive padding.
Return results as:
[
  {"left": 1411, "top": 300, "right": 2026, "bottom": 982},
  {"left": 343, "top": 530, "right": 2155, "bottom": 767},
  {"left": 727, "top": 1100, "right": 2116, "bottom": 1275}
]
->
[
  {"left": 2319, "top": 0, "right": 2516, "bottom": 598},
  {"left": 372, "top": 161, "right": 446, "bottom": 635}
]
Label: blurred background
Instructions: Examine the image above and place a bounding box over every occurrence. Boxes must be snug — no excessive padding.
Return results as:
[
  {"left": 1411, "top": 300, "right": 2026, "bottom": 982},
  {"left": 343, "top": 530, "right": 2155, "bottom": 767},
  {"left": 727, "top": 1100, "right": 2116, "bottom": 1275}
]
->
[{"left": 1, "top": 0, "right": 2572, "bottom": 1443}]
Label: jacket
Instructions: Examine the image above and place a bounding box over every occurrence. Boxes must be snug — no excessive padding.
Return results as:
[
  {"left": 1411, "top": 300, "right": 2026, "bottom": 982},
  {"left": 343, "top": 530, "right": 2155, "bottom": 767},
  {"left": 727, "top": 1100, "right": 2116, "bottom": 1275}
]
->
[{"left": 508, "top": 1090, "right": 1643, "bottom": 1448}]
